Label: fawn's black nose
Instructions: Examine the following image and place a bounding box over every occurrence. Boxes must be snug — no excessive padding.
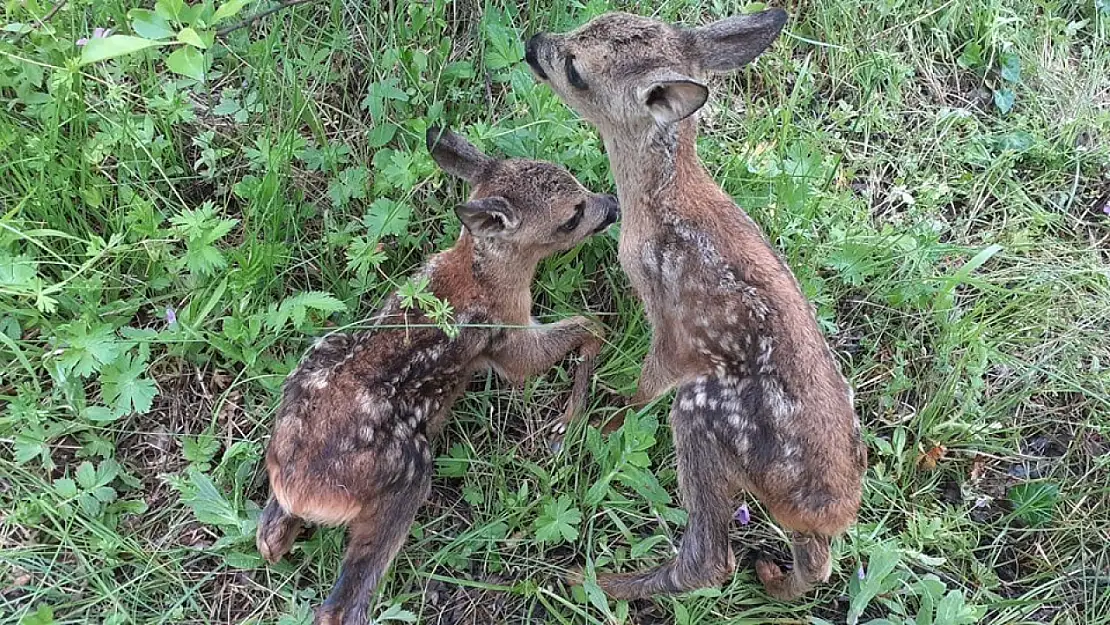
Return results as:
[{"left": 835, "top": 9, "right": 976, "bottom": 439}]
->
[
  {"left": 524, "top": 33, "right": 549, "bottom": 80},
  {"left": 594, "top": 195, "right": 620, "bottom": 233}
]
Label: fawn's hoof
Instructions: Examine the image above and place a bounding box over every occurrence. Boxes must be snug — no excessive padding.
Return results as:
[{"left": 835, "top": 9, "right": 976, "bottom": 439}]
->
[{"left": 547, "top": 421, "right": 568, "bottom": 454}]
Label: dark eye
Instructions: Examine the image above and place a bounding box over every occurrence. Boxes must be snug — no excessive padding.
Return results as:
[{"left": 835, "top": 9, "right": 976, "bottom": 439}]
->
[
  {"left": 565, "top": 55, "right": 587, "bottom": 90},
  {"left": 559, "top": 202, "right": 586, "bottom": 233}
]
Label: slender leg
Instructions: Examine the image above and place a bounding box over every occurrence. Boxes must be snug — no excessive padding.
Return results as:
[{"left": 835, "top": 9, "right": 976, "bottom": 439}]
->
[
  {"left": 592, "top": 382, "right": 738, "bottom": 598},
  {"left": 314, "top": 477, "right": 431, "bottom": 625}
]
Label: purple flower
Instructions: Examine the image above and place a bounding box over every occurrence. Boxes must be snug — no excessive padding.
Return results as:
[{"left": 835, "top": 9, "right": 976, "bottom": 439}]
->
[
  {"left": 76, "top": 28, "right": 112, "bottom": 47},
  {"left": 165, "top": 306, "right": 177, "bottom": 326},
  {"left": 733, "top": 503, "right": 750, "bottom": 525},
  {"left": 857, "top": 566, "right": 866, "bottom": 580},
  {"left": 1103, "top": 202, "right": 1110, "bottom": 216}
]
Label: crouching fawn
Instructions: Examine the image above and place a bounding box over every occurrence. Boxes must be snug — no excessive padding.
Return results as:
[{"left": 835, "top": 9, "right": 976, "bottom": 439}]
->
[
  {"left": 256, "top": 127, "right": 618, "bottom": 624},
  {"left": 525, "top": 9, "right": 866, "bottom": 601}
]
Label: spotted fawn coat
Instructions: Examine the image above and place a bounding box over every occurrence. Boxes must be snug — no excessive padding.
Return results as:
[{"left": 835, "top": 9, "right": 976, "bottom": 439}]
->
[
  {"left": 256, "top": 128, "right": 618, "bottom": 625},
  {"left": 525, "top": 9, "right": 867, "bottom": 601}
]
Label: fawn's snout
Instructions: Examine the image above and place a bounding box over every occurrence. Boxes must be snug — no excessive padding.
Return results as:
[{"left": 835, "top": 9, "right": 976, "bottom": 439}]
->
[
  {"left": 523, "top": 33, "right": 548, "bottom": 80},
  {"left": 594, "top": 194, "right": 620, "bottom": 233}
]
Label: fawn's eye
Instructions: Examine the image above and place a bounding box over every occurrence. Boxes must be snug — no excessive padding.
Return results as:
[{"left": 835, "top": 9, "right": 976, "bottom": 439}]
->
[
  {"left": 559, "top": 202, "right": 586, "bottom": 233},
  {"left": 565, "top": 55, "right": 587, "bottom": 90}
]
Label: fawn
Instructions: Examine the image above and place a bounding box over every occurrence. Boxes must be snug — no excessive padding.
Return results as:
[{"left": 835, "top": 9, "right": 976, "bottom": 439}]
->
[
  {"left": 524, "top": 9, "right": 866, "bottom": 601},
  {"left": 256, "top": 127, "right": 618, "bottom": 624}
]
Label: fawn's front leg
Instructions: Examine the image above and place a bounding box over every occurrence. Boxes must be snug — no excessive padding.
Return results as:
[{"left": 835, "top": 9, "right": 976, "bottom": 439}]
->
[
  {"left": 486, "top": 316, "right": 604, "bottom": 451},
  {"left": 601, "top": 330, "right": 683, "bottom": 434}
]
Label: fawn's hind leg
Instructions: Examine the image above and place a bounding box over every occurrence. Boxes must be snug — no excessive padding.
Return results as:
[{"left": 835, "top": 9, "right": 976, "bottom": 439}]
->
[
  {"left": 592, "top": 379, "right": 739, "bottom": 598},
  {"left": 756, "top": 532, "right": 832, "bottom": 601},
  {"left": 314, "top": 476, "right": 432, "bottom": 625},
  {"left": 257, "top": 497, "right": 304, "bottom": 564}
]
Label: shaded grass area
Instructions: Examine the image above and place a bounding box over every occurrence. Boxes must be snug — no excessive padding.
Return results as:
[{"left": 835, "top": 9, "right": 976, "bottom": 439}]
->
[{"left": 1, "top": 0, "right": 1108, "bottom": 623}]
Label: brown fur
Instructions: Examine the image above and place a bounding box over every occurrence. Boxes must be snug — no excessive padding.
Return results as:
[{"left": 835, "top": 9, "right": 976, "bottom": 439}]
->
[
  {"left": 257, "top": 128, "right": 619, "bottom": 625},
  {"left": 526, "top": 9, "right": 867, "bottom": 601}
]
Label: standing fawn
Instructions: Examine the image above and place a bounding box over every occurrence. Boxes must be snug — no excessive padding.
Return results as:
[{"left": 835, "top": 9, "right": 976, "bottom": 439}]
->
[
  {"left": 525, "top": 9, "right": 866, "bottom": 601},
  {"left": 256, "top": 127, "right": 618, "bottom": 625}
]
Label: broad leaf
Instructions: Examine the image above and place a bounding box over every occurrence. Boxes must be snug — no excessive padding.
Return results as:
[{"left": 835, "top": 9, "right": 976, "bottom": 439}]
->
[
  {"left": 166, "top": 45, "right": 205, "bottom": 80},
  {"left": 534, "top": 495, "right": 582, "bottom": 544},
  {"left": 177, "top": 27, "right": 207, "bottom": 49},
  {"left": 129, "top": 9, "right": 174, "bottom": 39},
  {"left": 181, "top": 467, "right": 240, "bottom": 527},
  {"left": 100, "top": 353, "right": 158, "bottom": 416},
  {"left": 79, "top": 35, "right": 164, "bottom": 66},
  {"left": 214, "top": 0, "right": 252, "bottom": 23}
]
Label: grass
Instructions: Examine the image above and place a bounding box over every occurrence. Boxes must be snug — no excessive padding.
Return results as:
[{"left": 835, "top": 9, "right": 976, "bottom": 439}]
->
[{"left": 1, "top": 0, "right": 1109, "bottom": 623}]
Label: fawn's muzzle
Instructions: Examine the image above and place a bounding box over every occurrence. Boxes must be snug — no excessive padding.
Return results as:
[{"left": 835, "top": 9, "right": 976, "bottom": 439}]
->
[
  {"left": 524, "top": 34, "right": 549, "bottom": 80},
  {"left": 594, "top": 195, "right": 620, "bottom": 233}
]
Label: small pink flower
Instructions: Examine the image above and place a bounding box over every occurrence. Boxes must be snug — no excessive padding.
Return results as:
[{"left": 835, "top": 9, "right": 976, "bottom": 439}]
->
[
  {"left": 857, "top": 566, "right": 866, "bottom": 580},
  {"left": 76, "top": 27, "right": 112, "bottom": 46},
  {"left": 165, "top": 306, "right": 177, "bottom": 326},
  {"left": 733, "top": 503, "right": 750, "bottom": 525}
]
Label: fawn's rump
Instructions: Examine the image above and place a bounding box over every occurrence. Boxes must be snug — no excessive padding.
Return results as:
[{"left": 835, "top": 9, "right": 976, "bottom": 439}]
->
[{"left": 268, "top": 465, "right": 364, "bottom": 526}]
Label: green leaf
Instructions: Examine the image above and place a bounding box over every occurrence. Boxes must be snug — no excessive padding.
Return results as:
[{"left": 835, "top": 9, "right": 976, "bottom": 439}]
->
[
  {"left": 129, "top": 9, "right": 175, "bottom": 39},
  {"left": 1007, "top": 481, "right": 1059, "bottom": 527},
  {"left": 934, "top": 244, "right": 1003, "bottom": 319},
  {"left": 100, "top": 353, "right": 158, "bottom": 416},
  {"left": 267, "top": 291, "right": 347, "bottom": 331},
  {"left": 631, "top": 534, "right": 669, "bottom": 559},
  {"left": 224, "top": 551, "right": 263, "bottom": 568},
  {"left": 848, "top": 543, "right": 903, "bottom": 624},
  {"left": 999, "top": 52, "right": 1021, "bottom": 83},
  {"left": 0, "top": 253, "right": 37, "bottom": 289},
  {"left": 95, "top": 459, "right": 120, "bottom": 486},
  {"left": 328, "top": 166, "right": 370, "bottom": 207},
  {"left": 76, "top": 461, "right": 97, "bottom": 489},
  {"left": 85, "top": 406, "right": 119, "bottom": 423},
  {"left": 213, "top": 0, "right": 252, "bottom": 23},
  {"left": 20, "top": 605, "right": 54, "bottom": 625},
  {"left": 364, "top": 198, "right": 412, "bottom": 239},
  {"left": 534, "top": 495, "right": 582, "bottom": 544},
  {"left": 181, "top": 467, "right": 241, "bottom": 527},
  {"left": 79, "top": 35, "right": 164, "bottom": 66},
  {"left": 156, "top": 0, "right": 186, "bottom": 21},
  {"left": 177, "top": 27, "right": 207, "bottom": 48},
  {"left": 78, "top": 492, "right": 103, "bottom": 517},
  {"left": 59, "top": 322, "right": 121, "bottom": 379},
  {"left": 166, "top": 45, "right": 205, "bottom": 80},
  {"left": 182, "top": 433, "right": 220, "bottom": 468},
  {"left": 367, "top": 123, "right": 397, "bottom": 148},
  {"left": 54, "top": 478, "right": 78, "bottom": 498},
  {"left": 91, "top": 486, "right": 117, "bottom": 503},
  {"left": 993, "top": 88, "right": 1015, "bottom": 114},
  {"left": 934, "top": 590, "right": 973, "bottom": 625}
]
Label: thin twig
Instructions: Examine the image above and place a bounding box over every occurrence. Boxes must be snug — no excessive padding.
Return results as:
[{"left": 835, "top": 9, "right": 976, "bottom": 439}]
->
[
  {"left": 11, "top": 0, "right": 68, "bottom": 43},
  {"left": 216, "top": 0, "right": 317, "bottom": 38}
]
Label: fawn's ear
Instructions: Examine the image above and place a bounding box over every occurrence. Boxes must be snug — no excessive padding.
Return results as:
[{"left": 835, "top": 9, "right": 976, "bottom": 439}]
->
[
  {"left": 636, "top": 73, "right": 709, "bottom": 124},
  {"left": 427, "top": 126, "right": 494, "bottom": 182},
  {"left": 454, "top": 196, "right": 519, "bottom": 238},
  {"left": 687, "top": 8, "right": 788, "bottom": 73}
]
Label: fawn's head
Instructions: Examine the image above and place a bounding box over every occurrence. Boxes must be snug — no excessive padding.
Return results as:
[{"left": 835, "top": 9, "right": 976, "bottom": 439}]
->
[
  {"left": 427, "top": 127, "right": 619, "bottom": 262},
  {"left": 524, "top": 9, "right": 786, "bottom": 133}
]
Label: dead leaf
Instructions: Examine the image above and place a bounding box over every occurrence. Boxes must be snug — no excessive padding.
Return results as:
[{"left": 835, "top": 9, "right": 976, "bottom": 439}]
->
[
  {"left": 917, "top": 443, "right": 947, "bottom": 471},
  {"left": 969, "top": 454, "right": 988, "bottom": 482}
]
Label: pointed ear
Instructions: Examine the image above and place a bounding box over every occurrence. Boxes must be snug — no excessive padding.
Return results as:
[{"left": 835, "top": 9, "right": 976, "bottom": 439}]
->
[
  {"left": 687, "top": 8, "right": 788, "bottom": 73},
  {"left": 637, "top": 75, "right": 709, "bottom": 125},
  {"left": 427, "top": 126, "right": 494, "bottom": 182},
  {"left": 454, "top": 196, "right": 519, "bottom": 238}
]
